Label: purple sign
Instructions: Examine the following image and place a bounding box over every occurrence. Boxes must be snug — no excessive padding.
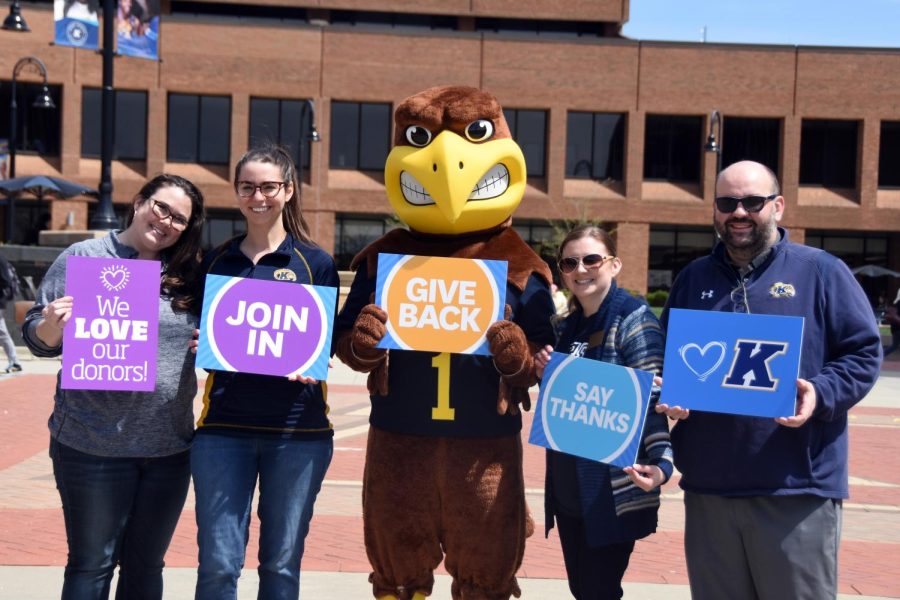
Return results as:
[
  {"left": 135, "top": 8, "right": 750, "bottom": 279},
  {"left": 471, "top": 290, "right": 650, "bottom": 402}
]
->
[
  {"left": 196, "top": 275, "right": 336, "bottom": 380},
  {"left": 62, "top": 256, "right": 161, "bottom": 391}
]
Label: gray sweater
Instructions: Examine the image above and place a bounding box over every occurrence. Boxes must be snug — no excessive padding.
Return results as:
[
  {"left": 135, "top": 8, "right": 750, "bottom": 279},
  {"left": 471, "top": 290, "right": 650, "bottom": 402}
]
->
[{"left": 23, "top": 232, "right": 198, "bottom": 457}]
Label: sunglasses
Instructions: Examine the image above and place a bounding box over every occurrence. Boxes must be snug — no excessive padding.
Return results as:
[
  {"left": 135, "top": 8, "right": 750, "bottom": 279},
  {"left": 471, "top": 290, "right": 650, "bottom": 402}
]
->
[
  {"left": 558, "top": 254, "right": 615, "bottom": 274},
  {"left": 715, "top": 194, "right": 778, "bottom": 213}
]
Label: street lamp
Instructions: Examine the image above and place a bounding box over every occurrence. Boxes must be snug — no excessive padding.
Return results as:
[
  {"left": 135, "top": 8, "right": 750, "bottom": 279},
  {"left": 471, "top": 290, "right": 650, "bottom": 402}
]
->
[
  {"left": 6, "top": 56, "right": 56, "bottom": 242},
  {"left": 296, "top": 99, "right": 321, "bottom": 200},
  {"left": 8, "top": 56, "right": 55, "bottom": 180},
  {"left": 1, "top": 0, "right": 29, "bottom": 32},
  {"left": 88, "top": 0, "right": 118, "bottom": 230},
  {"left": 705, "top": 109, "right": 722, "bottom": 174}
]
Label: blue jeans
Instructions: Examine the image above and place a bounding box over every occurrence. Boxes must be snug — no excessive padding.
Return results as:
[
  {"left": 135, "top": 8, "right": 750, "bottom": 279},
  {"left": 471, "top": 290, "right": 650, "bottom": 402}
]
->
[
  {"left": 49, "top": 438, "right": 191, "bottom": 600},
  {"left": 191, "top": 433, "right": 333, "bottom": 600}
]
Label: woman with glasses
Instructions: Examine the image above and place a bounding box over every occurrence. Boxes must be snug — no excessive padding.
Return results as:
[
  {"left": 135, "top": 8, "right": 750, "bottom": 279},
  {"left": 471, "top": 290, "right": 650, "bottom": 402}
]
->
[
  {"left": 191, "top": 144, "right": 339, "bottom": 600},
  {"left": 534, "top": 224, "right": 673, "bottom": 600},
  {"left": 23, "top": 174, "right": 206, "bottom": 599}
]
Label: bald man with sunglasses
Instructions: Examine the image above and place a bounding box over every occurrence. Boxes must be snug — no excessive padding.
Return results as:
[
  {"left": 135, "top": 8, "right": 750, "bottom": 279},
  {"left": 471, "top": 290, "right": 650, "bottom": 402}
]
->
[{"left": 657, "top": 160, "right": 882, "bottom": 600}]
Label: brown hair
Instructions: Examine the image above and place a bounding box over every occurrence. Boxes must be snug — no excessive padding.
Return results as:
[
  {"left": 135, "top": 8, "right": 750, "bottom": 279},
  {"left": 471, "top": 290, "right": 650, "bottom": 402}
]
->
[
  {"left": 127, "top": 174, "right": 206, "bottom": 313},
  {"left": 233, "top": 144, "right": 314, "bottom": 245},
  {"left": 556, "top": 223, "right": 618, "bottom": 314}
]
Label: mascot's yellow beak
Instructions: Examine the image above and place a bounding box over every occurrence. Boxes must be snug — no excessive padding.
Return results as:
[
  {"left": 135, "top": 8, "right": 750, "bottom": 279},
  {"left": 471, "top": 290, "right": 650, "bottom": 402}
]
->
[{"left": 385, "top": 130, "right": 527, "bottom": 235}]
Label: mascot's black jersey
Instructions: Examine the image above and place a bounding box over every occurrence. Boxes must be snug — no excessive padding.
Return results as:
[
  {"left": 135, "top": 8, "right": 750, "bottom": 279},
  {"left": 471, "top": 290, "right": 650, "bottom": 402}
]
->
[{"left": 336, "top": 259, "right": 555, "bottom": 437}]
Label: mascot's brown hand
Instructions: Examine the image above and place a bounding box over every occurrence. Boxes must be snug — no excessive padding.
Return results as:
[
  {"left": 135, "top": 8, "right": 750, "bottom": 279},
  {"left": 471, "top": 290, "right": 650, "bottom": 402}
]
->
[
  {"left": 486, "top": 305, "right": 529, "bottom": 379},
  {"left": 351, "top": 304, "right": 388, "bottom": 364},
  {"left": 488, "top": 305, "right": 537, "bottom": 416}
]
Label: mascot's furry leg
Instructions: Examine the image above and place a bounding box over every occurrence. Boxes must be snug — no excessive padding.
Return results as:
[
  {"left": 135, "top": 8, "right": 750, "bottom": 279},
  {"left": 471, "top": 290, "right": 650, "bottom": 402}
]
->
[{"left": 364, "top": 428, "right": 526, "bottom": 600}]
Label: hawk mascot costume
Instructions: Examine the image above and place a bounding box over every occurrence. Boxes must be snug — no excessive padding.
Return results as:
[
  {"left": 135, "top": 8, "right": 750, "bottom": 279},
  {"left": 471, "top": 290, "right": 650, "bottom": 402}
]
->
[{"left": 335, "top": 86, "right": 555, "bottom": 600}]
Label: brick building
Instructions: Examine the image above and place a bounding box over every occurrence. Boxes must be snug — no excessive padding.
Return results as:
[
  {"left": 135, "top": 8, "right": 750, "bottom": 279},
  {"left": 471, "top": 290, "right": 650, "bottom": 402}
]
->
[{"left": 2, "top": 0, "right": 899, "bottom": 298}]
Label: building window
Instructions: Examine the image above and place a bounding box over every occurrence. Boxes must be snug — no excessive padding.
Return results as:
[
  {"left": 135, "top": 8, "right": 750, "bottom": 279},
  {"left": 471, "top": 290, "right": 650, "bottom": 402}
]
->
[
  {"left": 82, "top": 88, "right": 147, "bottom": 160},
  {"left": 648, "top": 226, "right": 716, "bottom": 290},
  {"left": 334, "top": 214, "right": 397, "bottom": 269},
  {"left": 248, "top": 98, "right": 313, "bottom": 170},
  {"left": 799, "top": 119, "right": 858, "bottom": 188},
  {"left": 0, "top": 81, "right": 62, "bottom": 156},
  {"left": 879, "top": 121, "right": 900, "bottom": 188},
  {"left": 722, "top": 117, "right": 780, "bottom": 175},
  {"left": 644, "top": 115, "right": 702, "bottom": 182},
  {"left": 513, "top": 220, "right": 557, "bottom": 265},
  {"left": 565, "top": 112, "right": 625, "bottom": 181},
  {"left": 805, "top": 231, "right": 887, "bottom": 268},
  {"left": 167, "top": 93, "right": 231, "bottom": 164},
  {"left": 202, "top": 209, "right": 246, "bottom": 250},
  {"left": 329, "top": 101, "right": 391, "bottom": 171},
  {"left": 505, "top": 108, "right": 547, "bottom": 177}
]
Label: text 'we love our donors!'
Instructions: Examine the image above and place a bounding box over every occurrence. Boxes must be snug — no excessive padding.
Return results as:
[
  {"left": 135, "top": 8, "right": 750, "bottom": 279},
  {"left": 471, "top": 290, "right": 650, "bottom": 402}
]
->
[
  {"left": 375, "top": 254, "right": 508, "bottom": 355},
  {"left": 62, "top": 257, "right": 161, "bottom": 391}
]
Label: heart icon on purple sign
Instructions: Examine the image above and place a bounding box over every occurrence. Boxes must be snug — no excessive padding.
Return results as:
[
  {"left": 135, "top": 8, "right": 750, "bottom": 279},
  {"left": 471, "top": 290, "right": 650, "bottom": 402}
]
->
[
  {"left": 678, "top": 341, "right": 727, "bottom": 382},
  {"left": 100, "top": 265, "right": 131, "bottom": 292}
]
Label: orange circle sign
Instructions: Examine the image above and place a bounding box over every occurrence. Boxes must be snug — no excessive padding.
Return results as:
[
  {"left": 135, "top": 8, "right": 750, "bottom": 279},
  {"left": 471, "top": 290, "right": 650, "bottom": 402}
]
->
[{"left": 382, "top": 255, "right": 502, "bottom": 354}]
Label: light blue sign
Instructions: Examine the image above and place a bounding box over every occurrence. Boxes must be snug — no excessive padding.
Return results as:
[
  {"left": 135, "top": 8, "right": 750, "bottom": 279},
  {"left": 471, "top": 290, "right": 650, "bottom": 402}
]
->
[
  {"left": 529, "top": 352, "right": 653, "bottom": 468},
  {"left": 661, "top": 308, "right": 804, "bottom": 418}
]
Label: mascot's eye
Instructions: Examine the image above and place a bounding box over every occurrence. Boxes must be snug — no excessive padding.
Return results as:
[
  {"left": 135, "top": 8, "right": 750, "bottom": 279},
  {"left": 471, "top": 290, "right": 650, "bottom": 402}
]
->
[
  {"left": 405, "top": 125, "right": 433, "bottom": 147},
  {"left": 465, "top": 120, "right": 494, "bottom": 142}
]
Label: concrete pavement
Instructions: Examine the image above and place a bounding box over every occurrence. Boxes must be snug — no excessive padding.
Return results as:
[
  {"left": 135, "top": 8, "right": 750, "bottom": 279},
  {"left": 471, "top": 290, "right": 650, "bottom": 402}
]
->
[{"left": 1, "top": 351, "right": 899, "bottom": 599}]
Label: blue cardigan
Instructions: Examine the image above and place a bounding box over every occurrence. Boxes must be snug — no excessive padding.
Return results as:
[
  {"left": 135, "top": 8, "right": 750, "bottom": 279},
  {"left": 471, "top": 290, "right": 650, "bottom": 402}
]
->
[
  {"left": 661, "top": 229, "right": 882, "bottom": 498},
  {"left": 544, "top": 283, "right": 674, "bottom": 547}
]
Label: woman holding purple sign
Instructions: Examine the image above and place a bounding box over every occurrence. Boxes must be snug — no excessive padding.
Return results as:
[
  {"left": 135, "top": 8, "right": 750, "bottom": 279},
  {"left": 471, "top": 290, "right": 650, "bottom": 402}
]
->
[
  {"left": 534, "top": 224, "right": 673, "bottom": 600},
  {"left": 22, "top": 174, "right": 206, "bottom": 599},
  {"left": 191, "top": 145, "right": 339, "bottom": 600}
]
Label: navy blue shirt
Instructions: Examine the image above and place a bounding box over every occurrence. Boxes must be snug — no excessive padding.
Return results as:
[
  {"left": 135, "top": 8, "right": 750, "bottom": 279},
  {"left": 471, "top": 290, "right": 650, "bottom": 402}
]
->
[
  {"left": 662, "top": 229, "right": 882, "bottom": 498},
  {"left": 197, "top": 234, "right": 339, "bottom": 439},
  {"left": 336, "top": 260, "right": 555, "bottom": 437}
]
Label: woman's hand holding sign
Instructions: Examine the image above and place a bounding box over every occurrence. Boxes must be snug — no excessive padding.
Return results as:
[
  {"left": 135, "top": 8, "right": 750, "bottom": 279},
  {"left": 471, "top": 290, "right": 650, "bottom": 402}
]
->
[
  {"left": 623, "top": 464, "right": 665, "bottom": 492},
  {"left": 37, "top": 295, "right": 74, "bottom": 347},
  {"left": 534, "top": 344, "right": 553, "bottom": 379}
]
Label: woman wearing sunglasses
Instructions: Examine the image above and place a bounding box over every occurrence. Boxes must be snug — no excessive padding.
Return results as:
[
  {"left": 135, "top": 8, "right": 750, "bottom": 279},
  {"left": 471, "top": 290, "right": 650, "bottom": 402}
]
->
[
  {"left": 191, "top": 145, "right": 339, "bottom": 599},
  {"left": 534, "top": 224, "right": 673, "bottom": 600},
  {"left": 23, "top": 174, "right": 206, "bottom": 599}
]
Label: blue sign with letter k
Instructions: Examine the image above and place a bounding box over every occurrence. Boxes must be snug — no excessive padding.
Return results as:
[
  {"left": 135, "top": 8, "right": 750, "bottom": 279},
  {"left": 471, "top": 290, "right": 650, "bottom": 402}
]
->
[{"left": 661, "top": 309, "right": 804, "bottom": 418}]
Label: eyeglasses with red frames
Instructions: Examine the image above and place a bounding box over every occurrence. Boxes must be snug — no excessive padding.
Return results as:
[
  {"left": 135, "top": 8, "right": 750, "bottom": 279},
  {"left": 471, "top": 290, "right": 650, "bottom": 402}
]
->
[
  {"left": 236, "top": 181, "right": 286, "bottom": 199},
  {"left": 714, "top": 194, "right": 778, "bottom": 214},
  {"left": 557, "top": 254, "right": 615, "bottom": 274}
]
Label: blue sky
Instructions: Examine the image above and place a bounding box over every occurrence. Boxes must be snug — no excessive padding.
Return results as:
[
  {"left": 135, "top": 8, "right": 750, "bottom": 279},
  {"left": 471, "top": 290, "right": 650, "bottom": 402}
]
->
[{"left": 622, "top": 0, "right": 900, "bottom": 48}]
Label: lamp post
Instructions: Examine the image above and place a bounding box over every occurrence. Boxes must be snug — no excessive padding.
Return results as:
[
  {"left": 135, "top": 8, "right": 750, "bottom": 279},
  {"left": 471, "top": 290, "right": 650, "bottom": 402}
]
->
[
  {"left": 704, "top": 109, "right": 722, "bottom": 174},
  {"left": 6, "top": 56, "right": 55, "bottom": 242},
  {"left": 88, "top": 0, "right": 118, "bottom": 229},
  {"left": 296, "top": 99, "right": 321, "bottom": 200},
  {"left": 1, "top": 0, "right": 29, "bottom": 31}
]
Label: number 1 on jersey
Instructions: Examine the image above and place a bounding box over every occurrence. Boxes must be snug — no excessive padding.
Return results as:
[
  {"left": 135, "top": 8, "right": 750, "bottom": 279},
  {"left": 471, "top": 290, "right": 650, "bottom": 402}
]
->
[{"left": 431, "top": 352, "right": 455, "bottom": 421}]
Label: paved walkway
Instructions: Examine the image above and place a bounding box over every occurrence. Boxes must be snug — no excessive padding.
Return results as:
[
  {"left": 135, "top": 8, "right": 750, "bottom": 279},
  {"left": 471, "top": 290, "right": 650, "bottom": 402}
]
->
[{"left": 1, "top": 352, "right": 899, "bottom": 599}]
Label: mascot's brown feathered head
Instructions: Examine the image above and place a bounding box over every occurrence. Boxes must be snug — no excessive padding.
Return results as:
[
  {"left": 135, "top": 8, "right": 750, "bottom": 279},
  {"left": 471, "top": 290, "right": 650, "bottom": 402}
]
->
[{"left": 384, "top": 86, "right": 527, "bottom": 235}]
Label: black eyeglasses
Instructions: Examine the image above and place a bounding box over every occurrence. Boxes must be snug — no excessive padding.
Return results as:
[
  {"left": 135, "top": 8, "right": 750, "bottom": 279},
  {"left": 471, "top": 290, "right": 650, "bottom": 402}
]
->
[
  {"left": 557, "top": 254, "right": 615, "bottom": 274},
  {"left": 715, "top": 194, "right": 778, "bottom": 213},
  {"left": 149, "top": 199, "right": 190, "bottom": 230},
  {"left": 236, "top": 181, "right": 286, "bottom": 199}
]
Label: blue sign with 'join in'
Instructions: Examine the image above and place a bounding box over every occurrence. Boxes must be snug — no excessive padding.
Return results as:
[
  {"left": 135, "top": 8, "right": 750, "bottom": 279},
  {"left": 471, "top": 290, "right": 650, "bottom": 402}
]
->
[
  {"left": 660, "top": 308, "right": 804, "bottom": 418},
  {"left": 529, "top": 352, "right": 654, "bottom": 468}
]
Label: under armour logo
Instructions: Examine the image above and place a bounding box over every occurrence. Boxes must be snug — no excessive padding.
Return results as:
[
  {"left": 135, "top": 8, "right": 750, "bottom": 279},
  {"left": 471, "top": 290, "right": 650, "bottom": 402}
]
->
[
  {"left": 722, "top": 339, "right": 789, "bottom": 390},
  {"left": 701, "top": 290, "right": 714, "bottom": 300}
]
